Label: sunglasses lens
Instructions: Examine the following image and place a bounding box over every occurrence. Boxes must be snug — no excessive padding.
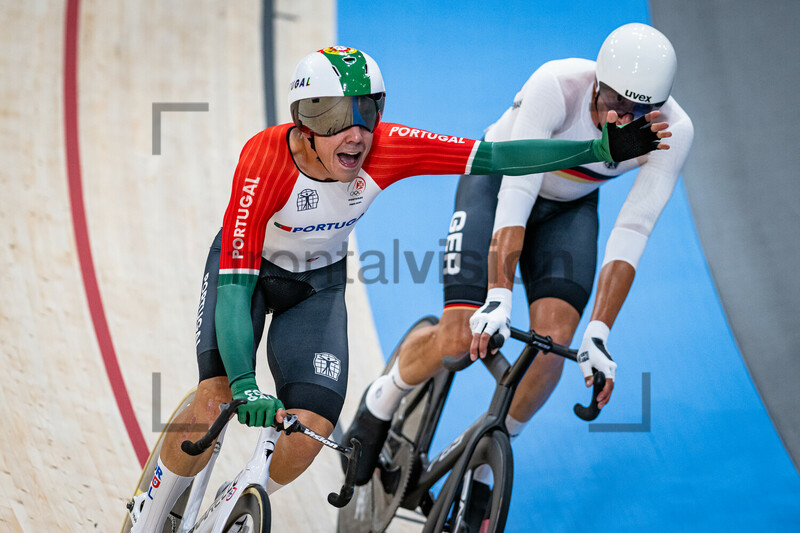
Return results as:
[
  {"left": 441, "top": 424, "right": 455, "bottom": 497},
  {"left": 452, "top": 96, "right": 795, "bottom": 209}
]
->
[{"left": 296, "top": 94, "right": 384, "bottom": 136}]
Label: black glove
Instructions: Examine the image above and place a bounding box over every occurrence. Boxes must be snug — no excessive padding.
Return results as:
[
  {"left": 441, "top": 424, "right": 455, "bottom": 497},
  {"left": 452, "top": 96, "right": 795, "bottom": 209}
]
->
[{"left": 604, "top": 114, "right": 660, "bottom": 162}]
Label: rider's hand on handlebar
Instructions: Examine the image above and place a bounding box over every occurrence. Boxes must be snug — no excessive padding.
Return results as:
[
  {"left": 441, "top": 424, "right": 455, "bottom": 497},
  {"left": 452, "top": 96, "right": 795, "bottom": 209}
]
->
[
  {"left": 230, "top": 378, "right": 286, "bottom": 427},
  {"left": 577, "top": 321, "right": 617, "bottom": 409},
  {"left": 469, "top": 288, "right": 512, "bottom": 360}
]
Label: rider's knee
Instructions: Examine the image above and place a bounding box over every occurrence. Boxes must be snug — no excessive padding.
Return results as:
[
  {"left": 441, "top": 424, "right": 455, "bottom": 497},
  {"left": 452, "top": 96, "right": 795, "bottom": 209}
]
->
[
  {"left": 536, "top": 324, "right": 576, "bottom": 348},
  {"left": 194, "top": 376, "right": 232, "bottom": 419},
  {"left": 436, "top": 313, "right": 473, "bottom": 356}
]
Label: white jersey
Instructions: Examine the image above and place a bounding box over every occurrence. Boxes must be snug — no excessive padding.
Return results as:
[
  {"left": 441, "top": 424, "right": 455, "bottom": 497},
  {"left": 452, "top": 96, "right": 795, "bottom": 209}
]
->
[{"left": 486, "top": 58, "right": 694, "bottom": 268}]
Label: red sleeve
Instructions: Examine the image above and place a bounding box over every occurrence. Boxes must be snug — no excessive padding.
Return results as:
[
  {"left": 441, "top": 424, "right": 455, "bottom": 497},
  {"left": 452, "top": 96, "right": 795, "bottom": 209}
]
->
[
  {"left": 218, "top": 125, "right": 296, "bottom": 279},
  {"left": 362, "top": 122, "right": 480, "bottom": 189}
]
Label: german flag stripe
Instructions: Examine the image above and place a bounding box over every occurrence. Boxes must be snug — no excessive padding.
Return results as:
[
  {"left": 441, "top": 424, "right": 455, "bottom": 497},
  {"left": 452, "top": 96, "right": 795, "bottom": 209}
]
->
[{"left": 554, "top": 166, "right": 617, "bottom": 183}]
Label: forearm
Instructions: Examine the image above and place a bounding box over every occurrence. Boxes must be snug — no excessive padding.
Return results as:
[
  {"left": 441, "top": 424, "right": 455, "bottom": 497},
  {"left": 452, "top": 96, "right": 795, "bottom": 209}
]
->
[
  {"left": 589, "top": 260, "right": 635, "bottom": 327},
  {"left": 215, "top": 284, "right": 257, "bottom": 385},
  {"left": 470, "top": 138, "right": 609, "bottom": 176},
  {"left": 488, "top": 226, "right": 526, "bottom": 291}
]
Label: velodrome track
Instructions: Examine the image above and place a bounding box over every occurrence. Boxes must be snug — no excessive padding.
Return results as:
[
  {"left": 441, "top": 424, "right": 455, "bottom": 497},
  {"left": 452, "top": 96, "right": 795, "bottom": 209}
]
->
[
  {"left": 0, "top": 2, "right": 412, "bottom": 531},
  {"left": 3, "top": 1, "right": 799, "bottom": 532}
]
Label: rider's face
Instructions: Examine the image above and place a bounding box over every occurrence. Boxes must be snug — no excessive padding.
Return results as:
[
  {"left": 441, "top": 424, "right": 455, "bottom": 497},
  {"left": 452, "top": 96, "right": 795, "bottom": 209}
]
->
[{"left": 312, "top": 126, "right": 374, "bottom": 183}]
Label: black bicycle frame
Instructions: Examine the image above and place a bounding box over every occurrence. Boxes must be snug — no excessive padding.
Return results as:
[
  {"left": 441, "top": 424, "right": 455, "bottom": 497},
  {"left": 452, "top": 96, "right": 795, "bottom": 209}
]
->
[
  {"left": 398, "top": 342, "right": 533, "bottom": 512},
  {"left": 395, "top": 327, "right": 603, "bottom": 514}
]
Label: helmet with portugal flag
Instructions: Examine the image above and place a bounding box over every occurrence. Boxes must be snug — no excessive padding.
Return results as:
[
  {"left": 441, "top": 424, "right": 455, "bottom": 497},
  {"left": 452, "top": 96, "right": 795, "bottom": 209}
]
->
[{"left": 288, "top": 46, "right": 385, "bottom": 136}]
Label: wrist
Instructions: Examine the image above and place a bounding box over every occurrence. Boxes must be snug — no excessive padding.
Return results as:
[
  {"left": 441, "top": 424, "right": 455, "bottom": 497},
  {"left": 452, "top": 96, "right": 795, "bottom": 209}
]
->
[
  {"left": 486, "top": 287, "right": 513, "bottom": 310},
  {"left": 592, "top": 129, "right": 613, "bottom": 163},
  {"left": 585, "top": 320, "right": 610, "bottom": 342},
  {"left": 230, "top": 377, "right": 259, "bottom": 398}
]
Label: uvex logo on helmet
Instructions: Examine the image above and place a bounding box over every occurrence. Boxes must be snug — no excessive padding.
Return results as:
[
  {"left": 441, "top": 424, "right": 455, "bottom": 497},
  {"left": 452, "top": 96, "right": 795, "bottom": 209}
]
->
[{"left": 624, "top": 90, "right": 653, "bottom": 103}]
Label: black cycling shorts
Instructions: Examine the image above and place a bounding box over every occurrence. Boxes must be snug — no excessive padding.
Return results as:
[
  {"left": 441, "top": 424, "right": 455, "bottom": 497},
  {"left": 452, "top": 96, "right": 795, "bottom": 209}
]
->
[
  {"left": 195, "top": 229, "right": 349, "bottom": 425},
  {"left": 442, "top": 173, "right": 502, "bottom": 308},
  {"left": 442, "top": 174, "right": 599, "bottom": 315}
]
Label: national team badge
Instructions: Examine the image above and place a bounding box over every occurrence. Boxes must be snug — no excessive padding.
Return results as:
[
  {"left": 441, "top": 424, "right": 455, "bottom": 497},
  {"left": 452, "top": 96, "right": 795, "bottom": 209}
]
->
[{"left": 348, "top": 177, "right": 366, "bottom": 198}]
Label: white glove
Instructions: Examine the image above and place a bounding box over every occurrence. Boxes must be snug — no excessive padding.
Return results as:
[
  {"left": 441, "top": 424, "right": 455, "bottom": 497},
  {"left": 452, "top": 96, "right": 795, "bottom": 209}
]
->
[
  {"left": 469, "top": 288, "right": 512, "bottom": 344},
  {"left": 577, "top": 320, "right": 617, "bottom": 382}
]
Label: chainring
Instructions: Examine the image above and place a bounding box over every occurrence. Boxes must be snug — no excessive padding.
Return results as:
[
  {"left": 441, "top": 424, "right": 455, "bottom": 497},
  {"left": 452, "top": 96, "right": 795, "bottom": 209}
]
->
[
  {"left": 336, "top": 431, "right": 416, "bottom": 533},
  {"left": 372, "top": 432, "right": 416, "bottom": 531}
]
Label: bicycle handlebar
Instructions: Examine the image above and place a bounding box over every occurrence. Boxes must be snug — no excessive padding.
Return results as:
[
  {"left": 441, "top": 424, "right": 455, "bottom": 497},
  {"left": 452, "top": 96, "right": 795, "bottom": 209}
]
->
[
  {"left": 441, "top": 327, "right": 605, "bottom": 421},
  {"left": 180, "top": 402, "right": 361, "bottom": 508},
  {"left": 180, "top": 399, "right": 247, "bottom": 456}
]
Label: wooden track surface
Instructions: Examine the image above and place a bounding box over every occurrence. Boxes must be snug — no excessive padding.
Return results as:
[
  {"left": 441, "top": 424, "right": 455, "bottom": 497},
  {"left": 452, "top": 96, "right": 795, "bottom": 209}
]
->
[{"left": 0, "top": 1, "right": 418, "bottom": 531}]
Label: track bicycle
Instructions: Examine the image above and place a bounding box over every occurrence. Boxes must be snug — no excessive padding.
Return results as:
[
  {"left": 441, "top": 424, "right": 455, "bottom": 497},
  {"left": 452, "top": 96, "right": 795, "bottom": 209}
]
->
[
  {"left": 337, "top": 316, "right": 606, "bottom": 533},
  {"left": 122, "top": 391, "right": 360, "bottom": 533}
]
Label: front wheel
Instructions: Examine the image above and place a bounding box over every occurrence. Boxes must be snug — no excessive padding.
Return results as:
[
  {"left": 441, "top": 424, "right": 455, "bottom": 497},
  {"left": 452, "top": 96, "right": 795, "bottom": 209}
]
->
[
  {"left": 423, "top": 431, "right": 513, "bottom": 533},
  {"left": 223, "top": 485, "right": 271, "bottom": 533}
]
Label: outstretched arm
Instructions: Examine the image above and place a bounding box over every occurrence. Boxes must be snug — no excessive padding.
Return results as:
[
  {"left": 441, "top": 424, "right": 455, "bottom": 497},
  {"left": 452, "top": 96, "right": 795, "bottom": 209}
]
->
[{"left": 469, "top": 110, "right": 670, "bottom": 176}]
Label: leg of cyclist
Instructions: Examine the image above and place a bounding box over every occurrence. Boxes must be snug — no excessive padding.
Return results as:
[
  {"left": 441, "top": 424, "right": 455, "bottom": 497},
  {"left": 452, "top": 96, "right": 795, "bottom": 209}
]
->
[
  {"left": 160, "top": 376, "right": 233, "bottom": 475},
  {"left": 342, "top": 172, "right": 501, "bottom": 485},
  {"left": 130, "top": 231, "right": 269, "bottom": 531},
  {"left": 263, "top": 275, "right": 350, "bottom": 487},
  {"left": 130, "top": 379, "right": 235, "bottom": 531},
  {"left": 468, "top": 192, "right": 599, "bottom": 531},
  {"left": 268, "top": 408, "right": 333, "bottom": 485},
  {"left": 395, "top": 306, "right": 474, "bottom": 385},
  {"left": 507, "top": 297, "right": 580, "bottom": 423},
  {"left": 507, "top": 191, "right": 599, "bottom": 428}
]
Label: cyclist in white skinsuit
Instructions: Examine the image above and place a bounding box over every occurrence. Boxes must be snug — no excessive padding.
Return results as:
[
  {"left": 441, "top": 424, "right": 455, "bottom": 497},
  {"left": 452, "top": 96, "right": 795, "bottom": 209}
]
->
[
  {"left": 344, "top": 24, "right": 693, "bottom": 510},
  {"left": 470, "top": 23, "right": 694, "bottom": 409}
]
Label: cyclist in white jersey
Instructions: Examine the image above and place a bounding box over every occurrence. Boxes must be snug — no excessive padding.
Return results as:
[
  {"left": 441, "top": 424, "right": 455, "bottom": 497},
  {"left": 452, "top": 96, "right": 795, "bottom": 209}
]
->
[{"left": 344, "top": 23, "right": 693, "bottom": 496}]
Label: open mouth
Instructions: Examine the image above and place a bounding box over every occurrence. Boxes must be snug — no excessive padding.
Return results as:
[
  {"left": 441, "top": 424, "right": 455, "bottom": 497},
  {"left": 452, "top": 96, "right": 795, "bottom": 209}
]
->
[{"left": 337, "top": 151, "right": 361, "bottom": 168}]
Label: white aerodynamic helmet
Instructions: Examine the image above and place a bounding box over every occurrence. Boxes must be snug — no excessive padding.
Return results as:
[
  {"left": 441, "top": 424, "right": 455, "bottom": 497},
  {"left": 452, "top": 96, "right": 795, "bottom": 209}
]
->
[
  {"left": 288, "top": 46, "right": 385, "bottom": 136},
  {"left": 596, "top": 23, "right": 677, "bottom": 105}
]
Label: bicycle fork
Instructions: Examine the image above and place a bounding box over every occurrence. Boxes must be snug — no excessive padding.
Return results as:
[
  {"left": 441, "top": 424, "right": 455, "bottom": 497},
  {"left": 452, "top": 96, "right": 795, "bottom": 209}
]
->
[{"left": 181, "top": 426, "right": 280, "bottom": 533}]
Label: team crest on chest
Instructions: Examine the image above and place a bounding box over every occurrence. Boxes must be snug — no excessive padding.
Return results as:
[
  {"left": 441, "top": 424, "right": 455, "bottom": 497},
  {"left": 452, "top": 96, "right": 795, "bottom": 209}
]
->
[{"left": 297, "top": 189, "right": 319, "bottom": 211}]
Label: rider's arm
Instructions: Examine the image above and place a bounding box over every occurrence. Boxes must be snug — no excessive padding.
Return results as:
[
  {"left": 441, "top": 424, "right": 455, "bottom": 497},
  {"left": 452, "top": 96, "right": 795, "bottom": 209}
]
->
[
  {"left": 214, "top": 129, "right": 293, "bottom": 388},
  {"left": 588, "top": 104, "right": 694, "bottom": 330},
  {"left": 485, "top": 69, "right": 567, "bottom": 292},
  {"left": 367, "top": 108, "right": 662, "bottom": 189}
]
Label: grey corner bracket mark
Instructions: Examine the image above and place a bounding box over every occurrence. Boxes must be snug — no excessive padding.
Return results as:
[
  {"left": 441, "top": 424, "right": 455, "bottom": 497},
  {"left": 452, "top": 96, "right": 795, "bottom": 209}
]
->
[
  {"left": 151, "top": 373, "right": 205, "bottom": 433},
  {"left": 589, "top": 372, "right": 651, "bottom": 433},
  {"left": 152, "top": 102, "right": 209, "bottom": 155}
]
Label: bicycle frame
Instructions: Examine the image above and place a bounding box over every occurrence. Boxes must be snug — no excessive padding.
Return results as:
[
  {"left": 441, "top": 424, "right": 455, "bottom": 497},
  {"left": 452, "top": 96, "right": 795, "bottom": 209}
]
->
[
  {"left": 397, "top": 328, "right": 602, "bottom": 518},
  {"left": 178, "top": 425, "right": 280, "bottom": 533},
  {"left": 398, "top": 345, "right": 520, "bottom": 513}
]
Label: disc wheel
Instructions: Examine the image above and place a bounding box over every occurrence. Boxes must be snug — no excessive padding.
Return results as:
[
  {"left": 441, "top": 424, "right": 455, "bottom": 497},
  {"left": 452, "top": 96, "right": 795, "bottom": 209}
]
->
[{"left": 223, "top": 485, "right": 271, "bottom": 533}]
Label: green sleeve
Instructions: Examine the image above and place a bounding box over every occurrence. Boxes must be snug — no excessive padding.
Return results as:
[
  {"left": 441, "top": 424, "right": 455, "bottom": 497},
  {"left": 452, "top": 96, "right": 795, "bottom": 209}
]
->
[
  {"left": 215, "top": 278, "right": 258, "bottom": 386},
  {"left": 468, "top": 135, "right": 612, "bottom": 176}
]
